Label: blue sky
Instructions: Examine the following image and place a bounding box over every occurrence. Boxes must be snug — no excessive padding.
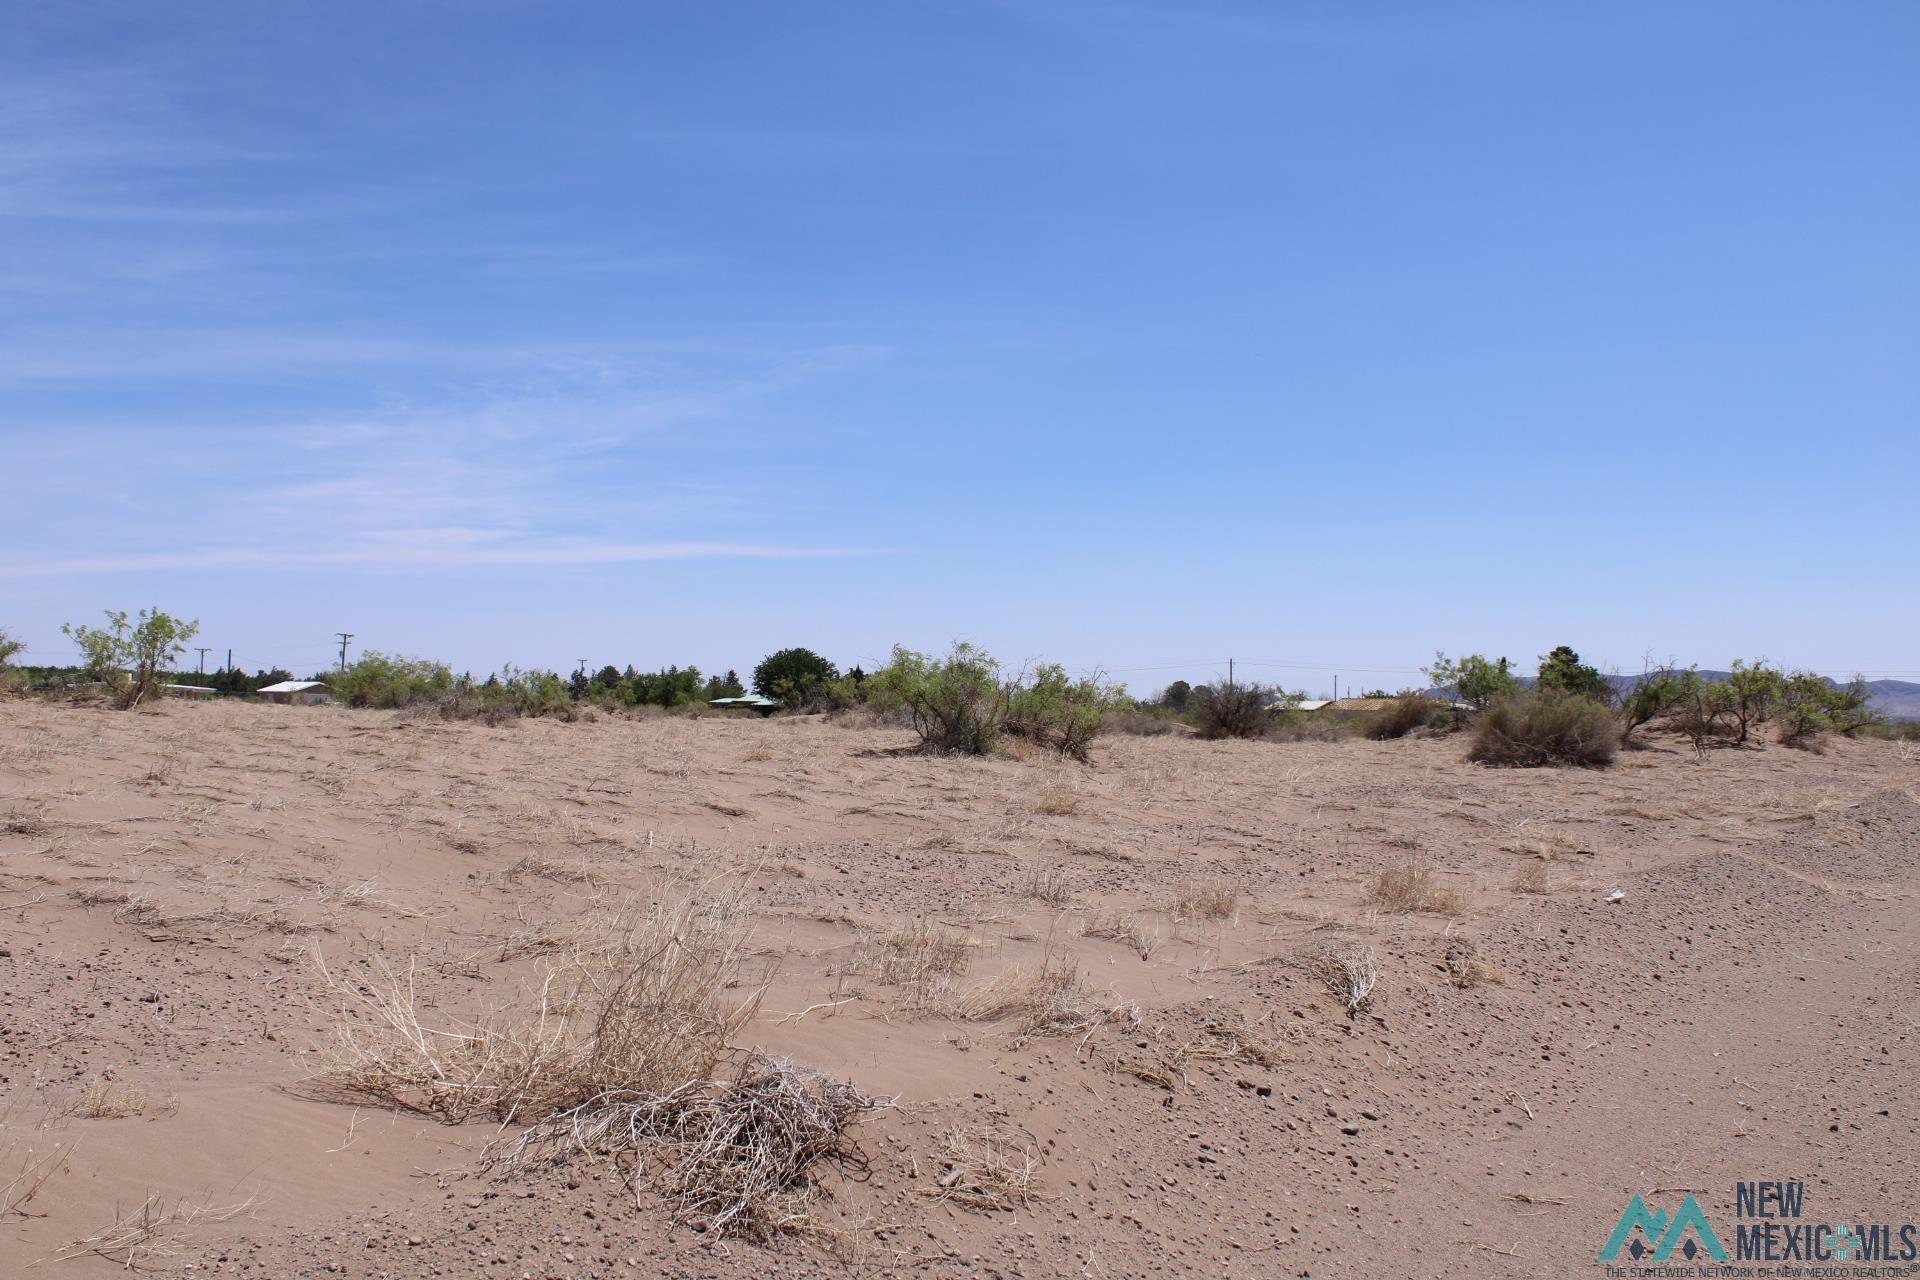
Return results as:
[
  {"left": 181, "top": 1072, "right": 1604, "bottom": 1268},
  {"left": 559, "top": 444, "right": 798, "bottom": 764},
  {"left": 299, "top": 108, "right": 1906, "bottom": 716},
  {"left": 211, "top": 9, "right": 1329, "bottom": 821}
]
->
[{"left": 3, "top": 2, "right": 1915, "bottom": 693}]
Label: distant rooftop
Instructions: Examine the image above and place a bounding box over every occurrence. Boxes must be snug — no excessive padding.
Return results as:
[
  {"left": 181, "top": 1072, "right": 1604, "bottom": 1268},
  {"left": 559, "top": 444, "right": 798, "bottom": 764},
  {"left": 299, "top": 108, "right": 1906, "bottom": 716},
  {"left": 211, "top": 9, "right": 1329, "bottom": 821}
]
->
[{"left": 257, "top": 680, "right": 328, "bottom": 694}]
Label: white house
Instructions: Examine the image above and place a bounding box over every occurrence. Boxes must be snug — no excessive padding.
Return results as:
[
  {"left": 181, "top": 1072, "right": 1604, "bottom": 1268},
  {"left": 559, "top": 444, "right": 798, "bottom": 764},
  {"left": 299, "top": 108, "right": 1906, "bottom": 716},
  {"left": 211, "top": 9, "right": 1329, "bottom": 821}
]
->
[{"left": 258, "top": 680, "right": 331, "bottom": 706}]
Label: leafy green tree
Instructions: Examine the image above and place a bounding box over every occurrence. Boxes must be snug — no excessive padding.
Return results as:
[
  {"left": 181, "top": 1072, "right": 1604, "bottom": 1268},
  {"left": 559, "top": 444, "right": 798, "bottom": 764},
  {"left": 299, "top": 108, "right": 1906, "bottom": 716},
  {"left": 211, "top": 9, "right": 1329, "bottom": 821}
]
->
[
  {"left": 1159, "top": 680, "right": 1193, "bottom": 713},
  {"left": 753, "top": 647, "right": 839, "bottom": 710},
  {"left": 1004, "top": 662, "right": 1114, "bottom": 761},
  {"left": 701, "top": 669, "right": 746, "bottom": 700},
  {"left": 1776, "top": 672, "right": 1879, "bottom": 749},
  {"left": 0, "top": 628, "right": 23, "bottom": 668},
  {"left": 871, "top": 642, "right": 1006, "bottom": 755},
  {"left": 331, "top": 652, "right": 455, "bottom": 708},
  {"left": 62, "top": 608, "right": 201, "bottom": 709},
  {"left": 1536, "top": 645, "right": 1609, "bottom": 701},
  {"left": 1714, "top": 658, "right": 1783, "bottom": 743},
  {"left": 1423, "top": 652, "right": 1515, "bottom": 711},
  {"left": 626, "top": 664, "right": 705, "bottom": 708}
]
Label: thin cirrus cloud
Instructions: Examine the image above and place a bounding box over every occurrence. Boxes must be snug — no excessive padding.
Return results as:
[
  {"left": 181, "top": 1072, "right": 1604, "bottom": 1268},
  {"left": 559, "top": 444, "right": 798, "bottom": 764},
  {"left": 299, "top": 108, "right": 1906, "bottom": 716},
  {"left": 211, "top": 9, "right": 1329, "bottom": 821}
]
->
[{"left": 0, "top": 541, "right": 894, "bottom": 579}]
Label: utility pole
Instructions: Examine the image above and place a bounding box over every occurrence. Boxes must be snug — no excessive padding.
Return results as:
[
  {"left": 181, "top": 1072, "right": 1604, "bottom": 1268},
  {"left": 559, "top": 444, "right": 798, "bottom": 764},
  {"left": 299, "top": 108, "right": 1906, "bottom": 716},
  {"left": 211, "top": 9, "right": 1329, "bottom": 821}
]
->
[
  {"left": 336, "top": 633, "right": 354, "bottom": 671},
  {"left": 226, "top": 649, "right": 233, "bottom": 677},
  {"left": 576, "top": 659, "right": 589, "bottom": 677},
  {"left": 194, "top": 647, "right": 211, "bottom": 675},
  {"left": 1227, "top": 658, "right": 1234, "bottom": 691}
]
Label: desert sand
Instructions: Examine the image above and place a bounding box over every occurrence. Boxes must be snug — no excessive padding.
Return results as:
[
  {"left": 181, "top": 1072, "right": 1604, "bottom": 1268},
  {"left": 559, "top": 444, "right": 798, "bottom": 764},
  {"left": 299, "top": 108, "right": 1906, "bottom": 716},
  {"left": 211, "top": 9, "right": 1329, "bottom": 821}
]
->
[{"left": 2, "top": 698, "right": 1915, "bottom": 1277}]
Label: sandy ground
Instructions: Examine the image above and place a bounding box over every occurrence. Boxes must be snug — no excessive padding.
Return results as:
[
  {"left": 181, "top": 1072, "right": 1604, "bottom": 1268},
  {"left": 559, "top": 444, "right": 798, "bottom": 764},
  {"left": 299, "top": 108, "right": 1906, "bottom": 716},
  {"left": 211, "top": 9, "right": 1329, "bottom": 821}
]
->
[{"left": 1, "top": 698, "right": 1915, "bottom": 1278}]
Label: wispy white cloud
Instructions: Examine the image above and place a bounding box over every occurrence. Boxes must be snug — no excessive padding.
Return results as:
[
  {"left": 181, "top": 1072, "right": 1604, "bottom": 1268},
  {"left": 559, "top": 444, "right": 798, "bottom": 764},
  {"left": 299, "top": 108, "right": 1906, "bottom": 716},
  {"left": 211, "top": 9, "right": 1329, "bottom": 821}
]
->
[{"left": 0, "top": 541, "right": 893, "bottom": 578}]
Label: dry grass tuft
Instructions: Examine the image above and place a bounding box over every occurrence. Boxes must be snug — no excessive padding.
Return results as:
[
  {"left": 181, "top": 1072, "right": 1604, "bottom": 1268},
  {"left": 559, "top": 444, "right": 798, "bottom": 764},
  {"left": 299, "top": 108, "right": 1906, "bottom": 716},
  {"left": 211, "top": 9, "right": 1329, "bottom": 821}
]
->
[
  {"left": 311, "top": 879, "right": 759, "bottom": 1124},
  {"left": 1031, "top": 786, "right": 1080, "bottom": 817},
  {"left": 1080, "top": 910, "right": 1161, "bottom": 960},
  {"left": 1365, "top": 860, "right": 1465, "bottom": 915},
  {"left": 1444, "top": 940, "right": 1506, "bottom": 989},
  {"left": 75, "top": 1075, "right": 151, "bottom": 1119},
  {"left": 1171, "top": 877, "right": 1236, "bottom": 921},
  {"left": 1304, "top": 943, "right": 1379, "bottom": 1017},
  {"left": 916, "top": 1126, "right": 1050, "bottom": 1211},
  {"left": 857, "top": 919, "right": 975, "bottom": 1009},
  {"left": 940, "top": 955, "right": 1137, "bottom": 1040},
  {"left": 1, "top": 1139, "right": 73, "bottom": 1220},
  {"left": 506, "top": 1053, "right": 885, "bottom": 1243},
  {"left": 1507, "top": 862, "right": 1552, "bottom": 895},
  {"left": 53, "top": 1194, "right": 254, "bottom": 1269},
  {"left": 1024, "top": 862, "right": 1071, "bottom": 907}
]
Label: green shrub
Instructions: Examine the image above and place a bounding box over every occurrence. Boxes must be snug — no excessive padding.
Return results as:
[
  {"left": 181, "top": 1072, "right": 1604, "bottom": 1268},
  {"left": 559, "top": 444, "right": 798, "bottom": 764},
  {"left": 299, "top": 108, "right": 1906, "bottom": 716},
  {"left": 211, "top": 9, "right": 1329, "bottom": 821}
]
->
[
  {"left": 1535, "top": 645, "right": 1609, "bottom": 701},
  {"left": 870, "top": 643, "right": 1006, "bottom": 755},
  {"left": 1192, "top": 681, "right": 1288, "bottom": 740},
  {"left": 0, "top": 628, "right": 22, "bottom": 694},
  {"left": 1776, "top": 672, "right": 1878, "bottom": 750},
  {"left": 1619, "top": 667, "right": 1700, "bottom": 745},
  {"left": 1367, "top": 692, "right": 1440, "bottom": 740},
  {"left": 332, "top": 652, "right": 456, "bottom": 708},
  {"left": 1715, "top": 658, "right": 1783, "bottom": 744},
  {"left": 61, "top": 608, "right": 200, "bottom": 709},
  {"left": 1423, "top": 652, "right": 1515, "bottom": 711},
  {"left": 1003, "top": 663, "right": 1111, "bottom": 762},
  {"left": 1468, "top": 690, "right": 1619, "bottom": 768}
]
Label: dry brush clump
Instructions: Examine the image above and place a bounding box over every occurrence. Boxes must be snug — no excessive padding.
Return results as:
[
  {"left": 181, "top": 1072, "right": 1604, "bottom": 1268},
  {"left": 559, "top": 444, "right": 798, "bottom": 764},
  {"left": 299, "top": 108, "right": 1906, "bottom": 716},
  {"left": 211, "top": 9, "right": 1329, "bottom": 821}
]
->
[
  {"left": 854, "top": 919, "right": 976, "bottom": 1009},
  {"left": 916, "top": 1126, "right": 1050, "bottom": 1212},
  {"left": 1364, "top": 860, "right": 1465, "bottom": 915},
  {"left": 313, "top": 881, "right": 759, "bottom": 1123},
  {"left": 1443, "top": 939, "right": 1506, "bottom": 989},
  {"left": 1468, "top": 691, "right": 1619, "bottom": 768},
  {"left": 1171, "top": 876, "right": 1236, "bottom": 921},
  {"left": 1080, "top": 910, "right": 1162, "bottom": 960},
  {"left": 939, "top": 955, "right": 1137, "bottom": 1040},
  {"left": 1304, "top": 942, "right": 1379, "bottom": 1018},
  {"left": 312, "top": 879, "right": 884, "bottom": 1241},
  {"left": 1367, "top": 692, "right": 1444, "bottom": 740},
  {"left": 506, "top": 1054, "right": 887, "bottom": 1243}
]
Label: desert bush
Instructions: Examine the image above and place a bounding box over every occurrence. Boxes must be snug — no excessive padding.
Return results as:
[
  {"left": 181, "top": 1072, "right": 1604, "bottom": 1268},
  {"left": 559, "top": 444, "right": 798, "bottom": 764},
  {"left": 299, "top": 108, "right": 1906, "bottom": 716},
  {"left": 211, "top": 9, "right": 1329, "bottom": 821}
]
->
[
  {"left": 332, "top": 652, "right": 455, "bottom": 708},
  {"left": 871, "top": 643, "right": 1006, "bottom": 755},
  {"left": 61, "top": 608, "right": 199, "bottom": 709},
  {"left": 1365, "top": 860, "right": 1464, "bottom": 914},
  {"left": 1777, "top": 672, "right": 1879, "bottom": 750},
  {"left": 1423, "top": 651, "right": 1515, "bottom": 712},
  {"left": 1535, "top": 645, "right": 1609, "bottom": 701},
  {"left": 1366, "top": 692, "right": 1440, "bottom": 740},
  {"left": 1717, "top": 658, "right": 1783, "bottom": 744},
  {"left": 1468, "top": 690, "right": 1619, "bottom": 768},
  {"left": 0, "top": 627, "right": 22, "bottom": 694},
  {"left": 1003, "top": 663, "right": 1111, "bottom": 762},
  {"left": 1191, "top": 680, "right": 1289, "bottom": 740},
  {"left": 1619, "top": 666, "right": 1700, "bottom": 745}
]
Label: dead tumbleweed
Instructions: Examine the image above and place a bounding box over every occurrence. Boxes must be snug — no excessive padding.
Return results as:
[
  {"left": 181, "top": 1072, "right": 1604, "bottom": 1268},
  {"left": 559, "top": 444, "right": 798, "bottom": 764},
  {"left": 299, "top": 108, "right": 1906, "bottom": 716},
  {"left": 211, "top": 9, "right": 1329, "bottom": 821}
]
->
[{"left": 506, "top": 1053, "right": 888, "bottom": 1243}]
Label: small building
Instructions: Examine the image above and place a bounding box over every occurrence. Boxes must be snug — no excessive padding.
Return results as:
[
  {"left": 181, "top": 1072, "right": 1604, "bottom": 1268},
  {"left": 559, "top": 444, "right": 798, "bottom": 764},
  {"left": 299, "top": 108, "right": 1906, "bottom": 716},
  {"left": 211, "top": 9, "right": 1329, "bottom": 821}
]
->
[
  {"left": 707, "top": 694, "right": 779, "bottom": 715},
  {"left": 258, "top": 680, "right": 331, "bottom": 706},
  {"left": 163, "top": 683, "right": 218, "bottom": 699},
  {"left": 1291, "top": 699, "right": 1333, "bottom": 712}
]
